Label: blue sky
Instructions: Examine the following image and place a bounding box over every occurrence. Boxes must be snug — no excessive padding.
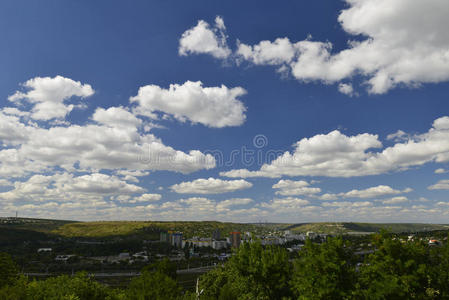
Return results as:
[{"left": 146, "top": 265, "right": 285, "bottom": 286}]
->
[{"left": 1, "top": 0, "right": 449, "bottom": 222}]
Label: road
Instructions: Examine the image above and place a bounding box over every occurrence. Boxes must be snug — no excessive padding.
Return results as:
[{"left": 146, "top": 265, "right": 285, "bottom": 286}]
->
[{"left": 23, "top": 265, "right": 217, "bottom": 278}]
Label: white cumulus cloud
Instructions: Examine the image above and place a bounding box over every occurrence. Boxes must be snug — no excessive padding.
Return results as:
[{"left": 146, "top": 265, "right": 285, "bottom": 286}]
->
[
  {"left": 131, "top": 81, "right": 246, "bottom": 128},
  {"left": 186, "top": 1, "right": 449, "bottom": 94},
  {"left": 382, "top": 196, "right": 408, "bottom": 204},
  {"left": 338, "top": 83, "right": 355, "bottom": 96},
  {"left": 8, "top": 76, "right": 94, "bottom": 120},
  {"left": 272, "top": 179, "right": 321, "bottom": 196},
  {"left": 129, "top": 193, "right": 162, "bottom": 203},
  {"left": 342, "top": 185, "right": 410, "bottom": 199},
  {"left": 221, "top": 116, "right": 449, "bottom": 178},
  {"left": 428, "top": 179, "right": 449, "bottom": 190},
  {"left": 179, "top": 16, "right": 231, "bottom": 59},
  {"left": 170, "top": 177, "right": 252, "bottom": 194}
]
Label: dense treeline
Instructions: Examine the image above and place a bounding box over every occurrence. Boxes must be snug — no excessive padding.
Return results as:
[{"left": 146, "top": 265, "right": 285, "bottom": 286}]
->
[{"left": 1, "top": 232, "right": 449, "bottom": 299}]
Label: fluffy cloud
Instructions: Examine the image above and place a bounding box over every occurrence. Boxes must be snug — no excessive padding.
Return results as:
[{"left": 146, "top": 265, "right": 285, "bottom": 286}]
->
[
  {"left": 0, "top": 78, "right": 217, "bottom": 178},
  {"left": 0, "top": 172, "right": 145, "bottom": 203},
  {"left": 186, "top": 1, "right": 449, "bottom": 94},
  {"left": 0, "top": 110, "right": 32, "bottom": 146},
  {"left": 382, "top": 196, "right": 408, "bottom": 204},
  {"left": 342, "top": 185, "right": 410, "bottom": 199},
  {"left": 272, "top": 179, "right": 321, "bottom": 196},
  {"left": 130, "top": 81, "right": 247, "bottom": 128},
  {"left": 221, "top": 116, "right": 449, "bottom": 178},
  {"left": 216, "top": 198, "right": 254, "bottom": 213},
  {"left": 318, "top": 193, "right": 339, "bottom": 201},
  {"left": 170, "top": 177, "right": 252, "bottom": 194},
  {"left": 322, "top": 201, "right": 372, "bottom": 208},
  {"left": 221, "top": 130, "right": 383, "bottom": 178},
  {"left": 115, "top": 170, "right": 150, "bottom": 183},
  {"left": 434, "top": 168, "right": 448, "bottom": 174},
  {"left": 261, "top": 197, "right": 310, "bottom": 212},
  {"left": 8, "top": 76, "right": 94, "bottom": 120},
  {"left": 338, "top": 83, "right": 355, "bottom": 96},
  {"left": 129, "top": 193, "right": 162, "bottom": 203},
  {"left": 236, "top": 38, "right": 296, "bottom": 66},
  {"left": 93, "top": 106, "right": 142, "bottom": 128},
  {"left": 179, "top": 16, "right": 231, "bottom": 59},
  {"left": 155, "top": 197, "right": 260, "bottom": 221},
  {"left": 216, "top": 198, "right": 253, "bottom": 210},
  {"left": 386, "top": 130, "right": 410, "bottom": 142},
  {"left": 0, "top": 76, "right": 247, "bottom": 220},
  {"left": 0, "top": 120, "right": 215, "bottom": 177},
  {"left": 428, "top": 179, "right": 449, "bottom": 190}
]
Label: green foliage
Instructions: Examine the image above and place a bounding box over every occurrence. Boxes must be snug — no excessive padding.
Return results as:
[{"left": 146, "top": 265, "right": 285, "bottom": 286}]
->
[
  {"left": 0, "top": 272, "right": 125, "bottom": 300},
  {"left": 127, "top": 270, "right": 181, "bottom": 300},
  {"left": 430, "top": 236, "right": 449, "bottom": 298},
  {"left": 355, "top": 232, "right": 434, "bottom": 299},
  {"left": 0, "top": 252, "right": 19, "bottom": 288},
  {"left": 142, "top": 258, "right": 177, "bottom": 280},
  {"left": 51, "top": 221, "right": 278, "bottom": 239},
  {"left": 26, "top": 272, "right": 123, "bottom": 300},
  {"left": 199, "top": 241, "right": 292, "bottom": 300},
  {"left": 285, "top": 222, "right": 449, "bottom": 235},
  {"left": 290, "top": 237, "right": 356, "bottom": 300},
  {"left": 0, "top": 275, "right": 29, "bottom": 300}
]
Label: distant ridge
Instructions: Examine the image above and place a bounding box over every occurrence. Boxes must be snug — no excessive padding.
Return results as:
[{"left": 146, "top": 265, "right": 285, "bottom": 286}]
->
[
  {"left": 1, "top": 218, "right": 448, "bottom": 239},
  {"left": 284, "top": 222, "right": 449, "bottom": 234}
]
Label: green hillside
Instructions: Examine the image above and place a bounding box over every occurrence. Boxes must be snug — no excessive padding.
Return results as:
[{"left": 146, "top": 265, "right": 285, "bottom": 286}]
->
[
  {"left": 285, "top": 222, "right": 449, "bottom": 234},
  {"left": 0, "top": 217, "right": 77, "bottom": 233},
  {"left": 1, "top": 218, "right": 448, "bottom": 239},
  {"left": 51, "top": 221, "right": 278, "bottom": 239}
]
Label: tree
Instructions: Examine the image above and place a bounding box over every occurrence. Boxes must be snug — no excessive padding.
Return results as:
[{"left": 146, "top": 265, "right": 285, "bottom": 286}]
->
[
  {"left": 25, "top": 272, "right": 124, "bottom": 300},
  {"left": 355, "top": 232, "right": 433, "bottom": 299},
  {"left": 430, "top": 236, "right": 449, "bottom": 298},
  {"left": 142, "top": 258, "right": 177, "bottom": 280},
  {"left": 290, "top": 237, "right": 356, "bottom": 299},
  {"left": 198, "top": 241, "right": 292, "bottom": 300},
  {"left": 127, "top": 270, "right": 181, "bottom": 300},
  {"left": 0, "top": 252, "right": 19, "bottom": 288}
]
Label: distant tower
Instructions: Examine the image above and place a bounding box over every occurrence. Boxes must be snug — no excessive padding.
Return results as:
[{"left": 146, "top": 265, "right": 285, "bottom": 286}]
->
[
  {"left": 212, "top": 229, "right": 221, "bottom": 240},
  {"left": 15, "top": 211, "right": 18, "bottom": 219},
  {"left": 160, "top": 231, "right": 171, "bottom": 243},
  {"left": 171, "top": 232, "right": 183, "bottom": 248},
  {"left": 230, "top": 232, "right": 241, "bottom": 248}
]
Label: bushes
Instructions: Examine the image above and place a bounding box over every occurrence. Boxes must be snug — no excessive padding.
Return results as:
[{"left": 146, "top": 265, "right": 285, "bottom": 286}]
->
[{"left": 0, "top": 272, "right": 125, "bottom": 300}]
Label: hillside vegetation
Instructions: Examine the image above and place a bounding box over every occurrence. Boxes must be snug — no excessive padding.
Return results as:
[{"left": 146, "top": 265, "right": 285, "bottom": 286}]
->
[
  {"left": 52, "top": 221, "right": 278, "bottom": 239},
  {"left": 2, "top": 218, "right": 448, "bottom": 239},
  {"left": 0, "top": 217, "right": 77, "bottom": 233},
  {"left": 285, "top": 222, "right": 449, "bottom": 234}
]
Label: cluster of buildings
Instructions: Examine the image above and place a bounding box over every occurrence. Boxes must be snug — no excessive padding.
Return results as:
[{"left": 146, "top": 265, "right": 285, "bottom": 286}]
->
[
  {"left": 160, "top": 230, "right": 243, "bottom": 250},
  {"left": 159, "top": 230, "right": 322, "bottom": 250},
  {"left": 160, "top": 230, "right": 183, "bottom": 248}
]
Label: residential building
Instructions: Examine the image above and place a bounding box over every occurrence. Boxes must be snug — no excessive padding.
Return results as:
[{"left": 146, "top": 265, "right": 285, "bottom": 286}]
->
[
  {"left": 212, "top": 240, "right": 227, "bottom": 250},
  {"left": 171, "top": 232, "right": 183, "bottom": 248}
]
